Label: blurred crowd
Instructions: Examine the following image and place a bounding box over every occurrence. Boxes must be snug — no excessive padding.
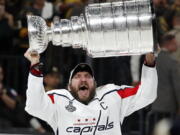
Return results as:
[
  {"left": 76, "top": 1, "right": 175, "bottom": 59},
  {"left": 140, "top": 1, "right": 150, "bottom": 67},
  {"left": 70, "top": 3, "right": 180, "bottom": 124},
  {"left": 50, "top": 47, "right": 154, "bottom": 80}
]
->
[{"left": 0, "top": 0, "right": 180, "bottom": 134}]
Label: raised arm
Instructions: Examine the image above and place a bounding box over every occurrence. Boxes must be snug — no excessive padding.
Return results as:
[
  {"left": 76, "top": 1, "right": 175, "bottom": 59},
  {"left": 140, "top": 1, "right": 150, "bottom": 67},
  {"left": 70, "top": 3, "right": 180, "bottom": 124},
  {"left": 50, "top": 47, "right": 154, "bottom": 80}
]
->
[
  {"left": 119, "top": 53, "right": 158, "bottom": 122},
  {"left": 24, "top": 50, "right": 57, "bottom": 131}
]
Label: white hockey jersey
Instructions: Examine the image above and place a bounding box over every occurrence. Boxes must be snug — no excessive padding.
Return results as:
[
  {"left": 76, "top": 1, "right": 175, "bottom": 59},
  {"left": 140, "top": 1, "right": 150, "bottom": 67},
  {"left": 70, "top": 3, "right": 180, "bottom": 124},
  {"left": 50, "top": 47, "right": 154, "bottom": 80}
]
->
[{"left": 25, "top": 65, "right": 158, "bottom": 135}]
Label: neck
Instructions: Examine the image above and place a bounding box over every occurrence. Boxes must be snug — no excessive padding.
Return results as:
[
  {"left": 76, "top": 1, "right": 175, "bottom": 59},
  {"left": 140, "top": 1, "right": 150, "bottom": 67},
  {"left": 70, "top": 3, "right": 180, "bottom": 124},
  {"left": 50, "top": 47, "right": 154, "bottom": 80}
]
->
[{"left": 45, "top": 86, "right": 54, "bottom": 92}]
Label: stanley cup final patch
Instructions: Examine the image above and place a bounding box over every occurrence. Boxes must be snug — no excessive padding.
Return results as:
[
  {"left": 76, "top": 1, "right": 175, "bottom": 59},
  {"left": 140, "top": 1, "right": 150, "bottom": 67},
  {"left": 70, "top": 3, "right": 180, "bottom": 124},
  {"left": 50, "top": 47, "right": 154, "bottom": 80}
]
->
[{"left": 65, "top": 101, "right": 76, "bottom": 112}]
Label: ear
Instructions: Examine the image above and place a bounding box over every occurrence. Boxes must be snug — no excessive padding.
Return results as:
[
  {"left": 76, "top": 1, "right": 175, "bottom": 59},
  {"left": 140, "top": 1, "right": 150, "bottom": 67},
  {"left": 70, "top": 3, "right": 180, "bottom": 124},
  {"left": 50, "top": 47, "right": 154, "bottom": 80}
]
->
[
  {"left": 94, "top": 80, "right": 97, "bottom": 88},
  {"left": 44, "top": 75, "right": 49, "bottom": 83},
  {"left": 67, "top": 84, "right": 71, "bottom": 91}
]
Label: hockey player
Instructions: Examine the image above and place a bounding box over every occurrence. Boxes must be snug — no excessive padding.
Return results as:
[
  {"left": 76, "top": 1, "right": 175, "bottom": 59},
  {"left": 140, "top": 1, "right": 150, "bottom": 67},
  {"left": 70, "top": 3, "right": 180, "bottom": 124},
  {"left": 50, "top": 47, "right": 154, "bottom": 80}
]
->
[{"left": 24, "top": 50, "right": 157, "bottom": 135}]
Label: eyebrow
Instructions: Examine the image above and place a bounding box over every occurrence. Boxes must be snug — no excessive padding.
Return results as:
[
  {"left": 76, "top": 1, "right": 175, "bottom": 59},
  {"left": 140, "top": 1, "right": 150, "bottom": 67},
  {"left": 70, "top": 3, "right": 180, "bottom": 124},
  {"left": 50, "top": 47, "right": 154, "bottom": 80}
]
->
[{"left": 73, "top": 72, "right": 92, "bottom": 77}]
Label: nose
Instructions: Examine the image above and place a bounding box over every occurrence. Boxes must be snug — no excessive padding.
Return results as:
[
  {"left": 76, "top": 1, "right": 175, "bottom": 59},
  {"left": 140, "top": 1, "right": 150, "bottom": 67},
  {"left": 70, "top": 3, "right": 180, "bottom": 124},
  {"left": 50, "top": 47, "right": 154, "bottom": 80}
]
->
[{"left": 80, "top": 75, "right": 87, "bottom": 82}]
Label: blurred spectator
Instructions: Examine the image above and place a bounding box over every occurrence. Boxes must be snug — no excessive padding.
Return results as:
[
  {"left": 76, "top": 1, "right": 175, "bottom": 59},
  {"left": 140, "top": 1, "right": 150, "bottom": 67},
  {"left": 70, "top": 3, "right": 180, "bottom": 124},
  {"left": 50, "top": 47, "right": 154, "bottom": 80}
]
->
[
  {"left": 44, "top": 66, "right": 62, "bottom": 91},
  {"left": 149, "top": 34, "right": 180, "bottom": 135},
  {"left": 0, "top": 0, "right": 15, "bottom": 54},
  {"left": 56, "top": 0, "right": 88, "bottom": 19},
  {"left": 157, "top": 6, "right": 180, "bottom": 39},
  {"left": 0, "top": 65, "right": 45, "bottom": 133},
  {"left": 153, "top": 0, "right": 169, "bottom": 17},
  {"left": 170, "top": 116, "right": 180, "bottom": 135},
  {"left": 152, "top": 34, "right": 180, "bottom": 113},
  {"left": 0, "top": 0, "right": 14, "bottom": 27},
  {"left": 16, "top": 0, "right": 56, "bottom": 53},
  {"left": 172, "top": 11, "right": 180, "bottom": 28},
  {"left": 0, "top": 64, "right": 27, "bottom": 128},
  {"left": 0, "top": 64, "right": 47, "bottom": 133},
  {"left": 23, "top": 0, "right": 55, "bottom": 21},
  {"left": 170, "top": 31, "right": 180, "bottom": 64},
  {"left": 153, "top": 118, "right": 171, "bottom": 135},
  {"left": 65, "top": 0, "right": 88, "bottom": 18},
  {"left": 170, "top": 11, "right": 180, "bottom": 63},
  {"left": 171, "top": 0, "right": 180, "bottom": 12},
  {"left": 5, "top": 0, "right": 24, "bottom": 21}
]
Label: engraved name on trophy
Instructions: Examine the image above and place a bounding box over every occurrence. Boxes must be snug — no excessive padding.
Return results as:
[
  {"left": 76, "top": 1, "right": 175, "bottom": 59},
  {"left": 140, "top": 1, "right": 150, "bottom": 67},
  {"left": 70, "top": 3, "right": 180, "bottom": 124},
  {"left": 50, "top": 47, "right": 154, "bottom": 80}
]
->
[{"left": 27, "top": 0, "right": 155, "bottom": 57}]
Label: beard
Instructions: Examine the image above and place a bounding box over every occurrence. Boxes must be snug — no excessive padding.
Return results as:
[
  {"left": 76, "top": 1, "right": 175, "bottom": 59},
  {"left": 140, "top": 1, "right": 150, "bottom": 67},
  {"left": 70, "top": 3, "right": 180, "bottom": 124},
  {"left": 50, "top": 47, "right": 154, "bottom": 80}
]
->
[{"left": 69, "top": 82, "right": 96, "bottom": 105}]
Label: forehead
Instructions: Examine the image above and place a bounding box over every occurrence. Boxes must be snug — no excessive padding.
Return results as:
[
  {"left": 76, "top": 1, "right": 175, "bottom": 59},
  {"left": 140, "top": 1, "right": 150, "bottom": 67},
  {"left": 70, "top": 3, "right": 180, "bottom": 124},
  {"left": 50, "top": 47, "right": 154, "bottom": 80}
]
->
[{"left": 73, "top": 71, "right": 92, "bottom": 77}]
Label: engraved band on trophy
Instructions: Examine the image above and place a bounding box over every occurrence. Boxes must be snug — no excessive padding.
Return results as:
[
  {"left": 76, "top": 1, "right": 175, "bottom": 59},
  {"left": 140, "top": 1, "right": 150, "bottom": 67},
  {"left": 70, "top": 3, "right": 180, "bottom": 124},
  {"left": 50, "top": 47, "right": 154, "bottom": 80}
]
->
[{"left": 27, "top": 0, "right": 155, "bottom": 57}]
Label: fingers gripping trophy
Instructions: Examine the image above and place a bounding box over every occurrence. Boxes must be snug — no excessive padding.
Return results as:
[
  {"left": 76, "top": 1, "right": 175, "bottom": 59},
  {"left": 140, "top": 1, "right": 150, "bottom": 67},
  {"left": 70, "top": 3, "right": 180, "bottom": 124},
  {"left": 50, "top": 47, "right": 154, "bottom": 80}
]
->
[{"left": 27, "top": 0, "right": 157, "bottom": 57}]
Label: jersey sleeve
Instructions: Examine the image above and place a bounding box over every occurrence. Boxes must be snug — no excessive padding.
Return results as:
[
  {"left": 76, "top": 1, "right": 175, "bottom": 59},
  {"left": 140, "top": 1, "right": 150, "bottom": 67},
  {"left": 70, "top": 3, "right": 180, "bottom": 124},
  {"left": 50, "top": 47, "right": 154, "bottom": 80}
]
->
[
  {"left": 117, "top": 64, "right": 158, "bottom": 123},
  {"left": 25, "top": 73, "right": 58, "bottom": 132}
]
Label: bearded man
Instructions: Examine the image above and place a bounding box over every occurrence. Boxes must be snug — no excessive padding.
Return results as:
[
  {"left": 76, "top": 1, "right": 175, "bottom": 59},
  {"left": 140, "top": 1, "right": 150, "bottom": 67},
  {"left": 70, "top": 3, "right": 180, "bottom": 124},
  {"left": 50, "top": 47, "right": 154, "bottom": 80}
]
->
[{"left": 24, "top": 49, "right": 157, "bottom": 135}]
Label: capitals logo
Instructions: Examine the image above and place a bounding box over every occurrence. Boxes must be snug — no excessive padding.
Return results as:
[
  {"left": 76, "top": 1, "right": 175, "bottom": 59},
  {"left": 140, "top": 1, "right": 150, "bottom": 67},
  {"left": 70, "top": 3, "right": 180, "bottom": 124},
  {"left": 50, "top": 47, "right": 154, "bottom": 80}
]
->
[{"left": 66, "top": 116, "right": 114, "bottom": 134}]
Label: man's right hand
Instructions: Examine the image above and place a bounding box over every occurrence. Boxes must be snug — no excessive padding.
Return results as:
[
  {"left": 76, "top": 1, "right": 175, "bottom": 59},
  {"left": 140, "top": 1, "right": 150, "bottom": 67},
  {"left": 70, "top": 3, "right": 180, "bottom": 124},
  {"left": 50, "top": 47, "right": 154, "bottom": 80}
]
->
[{"left": 24, "top": 49, "right": 40, "bottom": 66}]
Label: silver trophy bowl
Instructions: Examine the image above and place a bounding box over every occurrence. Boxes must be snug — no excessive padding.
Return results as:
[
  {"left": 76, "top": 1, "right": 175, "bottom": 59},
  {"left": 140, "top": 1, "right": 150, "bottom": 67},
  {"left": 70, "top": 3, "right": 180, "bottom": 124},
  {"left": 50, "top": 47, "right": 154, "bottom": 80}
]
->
[{"left": 27, "top": 0, "right": 155, "bottom": 57}]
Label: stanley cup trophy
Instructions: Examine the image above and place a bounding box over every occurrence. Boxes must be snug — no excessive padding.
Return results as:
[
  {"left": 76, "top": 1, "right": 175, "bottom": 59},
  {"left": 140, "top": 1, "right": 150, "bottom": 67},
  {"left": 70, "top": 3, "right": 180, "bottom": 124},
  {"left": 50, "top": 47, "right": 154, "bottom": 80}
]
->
[{"left": 27, "top": 0, "right": 156, "bottom": 57}]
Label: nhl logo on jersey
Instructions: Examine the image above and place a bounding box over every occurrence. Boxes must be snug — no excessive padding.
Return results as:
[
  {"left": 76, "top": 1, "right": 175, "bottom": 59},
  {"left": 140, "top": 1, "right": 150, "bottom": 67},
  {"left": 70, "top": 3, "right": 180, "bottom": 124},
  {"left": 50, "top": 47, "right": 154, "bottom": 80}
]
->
[{"left": 65, "top": 101, "right": 76, "bottom": 112}]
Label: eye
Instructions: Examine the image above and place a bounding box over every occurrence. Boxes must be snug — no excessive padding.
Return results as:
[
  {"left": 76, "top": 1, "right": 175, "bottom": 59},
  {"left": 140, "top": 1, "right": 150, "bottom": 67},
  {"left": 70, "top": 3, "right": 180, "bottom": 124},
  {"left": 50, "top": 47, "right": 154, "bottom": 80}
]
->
[
  {"left": 85, "top": 74, "right": 92, "bottom": 79},
  {"left": 73, "top": 74, "right": 81, "bottom": 79}
]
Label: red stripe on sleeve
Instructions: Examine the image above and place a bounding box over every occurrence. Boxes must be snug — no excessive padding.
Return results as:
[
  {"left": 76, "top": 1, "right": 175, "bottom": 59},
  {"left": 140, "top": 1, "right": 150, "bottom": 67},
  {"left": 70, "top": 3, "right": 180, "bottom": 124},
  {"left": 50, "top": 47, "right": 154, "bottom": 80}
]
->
[
  {"left": 117, "top": 83, "right": 141, "bottom": 98},
  {"left": 30, "top": 68, "right": 43, "bottom": 76},
  {"left": 48, "top": 94, "right": 55, "bottom": 104},
  {"left": 30, "top": 63, "right": 43, "bottom": 77}
]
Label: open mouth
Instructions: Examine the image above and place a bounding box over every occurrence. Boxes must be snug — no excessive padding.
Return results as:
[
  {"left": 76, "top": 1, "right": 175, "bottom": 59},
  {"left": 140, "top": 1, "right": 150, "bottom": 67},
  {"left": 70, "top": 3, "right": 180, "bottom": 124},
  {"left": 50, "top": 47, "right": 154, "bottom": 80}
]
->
[
  {"left": 78, "top": 85, "right": 89, "bottom": 99},
  {"left": 79, "top": 85, "right": 88, "bottom": 91}
]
